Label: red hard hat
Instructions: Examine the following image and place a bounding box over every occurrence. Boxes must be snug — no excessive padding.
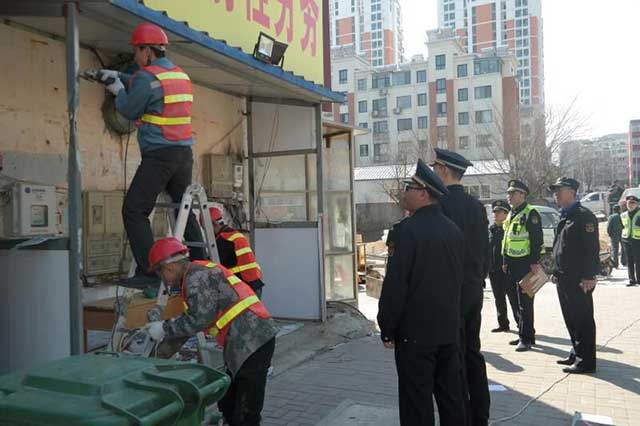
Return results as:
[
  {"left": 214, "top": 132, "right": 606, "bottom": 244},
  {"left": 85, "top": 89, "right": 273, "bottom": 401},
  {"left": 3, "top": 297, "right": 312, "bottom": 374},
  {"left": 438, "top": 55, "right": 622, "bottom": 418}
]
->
[
  {"left": 209, "top": 207, "right": 224, "bottom": 223},
  {"left": 148, "top": 237, "right": 188, "bottom": 271},
  {"left": 130, "top": 23, "right": 169, "bottom": 46}
]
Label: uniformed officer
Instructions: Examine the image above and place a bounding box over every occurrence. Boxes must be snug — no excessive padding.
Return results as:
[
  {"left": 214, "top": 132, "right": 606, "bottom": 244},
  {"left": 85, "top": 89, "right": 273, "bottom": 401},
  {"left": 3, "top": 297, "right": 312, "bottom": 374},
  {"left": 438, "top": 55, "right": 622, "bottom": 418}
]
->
[
  {"left": 621, "top": 195, "right": 640, "bottom": 286},
  {"left": 502, "top": 179, "right": 543, "bottom": 352},
  {"left": 549, "top": 177, "right": 599, "bottom": 374},
  {"left": 431, "top": 148, "right": 490, "bottom": 426},
  {"left": 489, "top": 200, "right": 520, "bottom": 333},
  {"left": 378, "top": 159, "right": 466, "bottom": 426}
]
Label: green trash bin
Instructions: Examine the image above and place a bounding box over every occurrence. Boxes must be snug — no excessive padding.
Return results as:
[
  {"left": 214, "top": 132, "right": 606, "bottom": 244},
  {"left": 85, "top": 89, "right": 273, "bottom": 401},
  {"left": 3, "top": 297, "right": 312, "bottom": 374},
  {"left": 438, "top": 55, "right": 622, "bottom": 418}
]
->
[{"left": 0, "top": 352, "right": 230, "bottom": 426}]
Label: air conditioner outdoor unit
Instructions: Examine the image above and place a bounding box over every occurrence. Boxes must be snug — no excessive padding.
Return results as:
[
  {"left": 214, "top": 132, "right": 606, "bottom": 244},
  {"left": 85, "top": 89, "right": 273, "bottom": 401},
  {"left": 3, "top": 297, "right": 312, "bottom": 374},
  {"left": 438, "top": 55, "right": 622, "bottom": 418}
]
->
[
  {"left": 379, "top": 88, "right": 387, "bottom": 96},
  {"left": 372, "top": 110, "right": 379, "bottom": 117},
  {"left": 393, "top": 108, "right": 402, "bottom": 114}
]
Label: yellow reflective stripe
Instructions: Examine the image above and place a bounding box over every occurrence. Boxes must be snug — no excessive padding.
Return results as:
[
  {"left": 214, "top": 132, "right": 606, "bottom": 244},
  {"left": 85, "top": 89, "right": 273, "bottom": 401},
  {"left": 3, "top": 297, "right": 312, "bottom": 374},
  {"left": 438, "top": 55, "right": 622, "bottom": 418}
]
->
[
  {"left": 140, "top": 114, "right": 191, "bottom": 125},
  {"left": 205, "top": 262, "right": 217, "bottom": 268},
  {"left": 216, "top": 295, "right": 260, "bottom": 329},
  {"left": 227, "top": 233, "right": 244, "bottom": 242},
  {"left": 227, "top": 275, "right": 242, "bottom": 285},
  {"left": 155, "top": 71, "right": 190, "bottom": 81},
  {"left": 235, "top": 247, "right": 253, "bottom": 256},
  {"left": 230, "top": 262, "right": 260, "bottom": 274},
  {"left": 164, "top": 94, "right": 193, "bottom": 104},
  {"left": 209, "top": 327, "right": 219, "bottom": 337}
]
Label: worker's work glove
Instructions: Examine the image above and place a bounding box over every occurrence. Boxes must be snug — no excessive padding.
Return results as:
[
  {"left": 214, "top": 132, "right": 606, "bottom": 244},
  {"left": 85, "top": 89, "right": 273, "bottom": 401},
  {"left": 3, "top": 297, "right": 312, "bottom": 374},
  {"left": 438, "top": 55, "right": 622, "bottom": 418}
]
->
[
  {"left": 147, "top": 321, "right": 166, "bottom": 342},
  {"left": 98, "top": 69, "right": 124, "bottom": 95}
]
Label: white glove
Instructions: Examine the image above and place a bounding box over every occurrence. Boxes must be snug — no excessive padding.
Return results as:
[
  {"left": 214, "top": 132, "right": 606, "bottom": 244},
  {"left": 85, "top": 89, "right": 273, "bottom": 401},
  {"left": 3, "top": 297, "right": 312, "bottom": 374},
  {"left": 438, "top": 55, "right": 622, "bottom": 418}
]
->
[
  {"left": 147, "top": 321, "right": 166, "bottom": 342},
  {"left": 105, "top": 78, "right": 124, "bottom": 95},
  {"left": 98, "top": 69, "right": 124, "bottom": 95}
]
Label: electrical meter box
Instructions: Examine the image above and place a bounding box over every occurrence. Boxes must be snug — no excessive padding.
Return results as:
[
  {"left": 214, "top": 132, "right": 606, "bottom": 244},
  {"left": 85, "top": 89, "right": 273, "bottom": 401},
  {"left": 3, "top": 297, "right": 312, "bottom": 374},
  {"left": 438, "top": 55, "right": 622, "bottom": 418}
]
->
[
  {"left": 3, "top": 183, "right": 56, "bottom": 238},
  {"left": 203, "top": 154, "right": 243, "bottom": 199}
]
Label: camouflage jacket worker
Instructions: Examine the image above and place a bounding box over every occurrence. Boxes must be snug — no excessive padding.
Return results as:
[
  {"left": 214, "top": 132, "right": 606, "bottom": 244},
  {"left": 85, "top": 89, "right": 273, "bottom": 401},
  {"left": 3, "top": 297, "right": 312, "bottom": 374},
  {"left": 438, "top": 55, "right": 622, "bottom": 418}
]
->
[{"left": 155, "top": 263, "right": 279, "bottom": 376}]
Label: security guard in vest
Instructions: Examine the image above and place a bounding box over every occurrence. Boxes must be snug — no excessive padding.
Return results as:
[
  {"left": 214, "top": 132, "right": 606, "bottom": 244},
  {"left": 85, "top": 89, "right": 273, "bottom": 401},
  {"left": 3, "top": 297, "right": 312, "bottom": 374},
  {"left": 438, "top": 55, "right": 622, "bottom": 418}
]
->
[
  {"left": 549, "top": 177, "right": 599, "bottom": 374},
  {"left": 98, "top": 23, "right": 203, "bottom": 288},
  {"left": 378, "top": 159, "right": 466, "bottom": 426},
  {"left": 146, "top": 237, "right": 278, "bottom": 425},
  {"left": 208, "top": 207, "right": 266, "bottom": 297},
  {"left": 431, "top": 148, "right": 490, "bottom": 426},
  {"left": 489, "top": 200, "right": 520, "bottom": 333},
  {"left": 621, "top": 195, "right": 640, "bottom": 286},
  {"left": 502, "top": 179, "right": 543, "bottom": 352}
]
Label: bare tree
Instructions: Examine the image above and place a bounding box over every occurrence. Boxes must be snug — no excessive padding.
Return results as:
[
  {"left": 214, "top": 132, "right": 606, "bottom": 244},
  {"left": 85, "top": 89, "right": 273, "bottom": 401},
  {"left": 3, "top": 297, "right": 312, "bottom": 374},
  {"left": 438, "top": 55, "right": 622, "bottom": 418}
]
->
[{"left": 479, "top": 97, "right": 591, "bottom": 201}]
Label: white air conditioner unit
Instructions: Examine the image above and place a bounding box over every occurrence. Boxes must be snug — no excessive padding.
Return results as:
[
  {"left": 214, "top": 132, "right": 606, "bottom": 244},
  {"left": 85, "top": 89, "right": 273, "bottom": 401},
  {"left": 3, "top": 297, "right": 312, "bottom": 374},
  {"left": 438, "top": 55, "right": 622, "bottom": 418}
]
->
[
  {"left": 379, "top": 88, "right": 388, "bottom": 96},
  {"left": 372, "top": 110, "right": 379, "bottom": 117},
  {"left": 393, "top": 107, "right": 402, "bottom": 114}
]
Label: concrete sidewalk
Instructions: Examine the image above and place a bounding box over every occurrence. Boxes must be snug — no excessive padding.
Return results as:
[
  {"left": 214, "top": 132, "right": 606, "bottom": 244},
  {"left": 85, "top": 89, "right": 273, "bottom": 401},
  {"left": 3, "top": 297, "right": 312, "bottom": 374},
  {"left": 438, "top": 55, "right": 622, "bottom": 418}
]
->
[{"left": 261, "top": 267, "right": 640, "bottom": 425}]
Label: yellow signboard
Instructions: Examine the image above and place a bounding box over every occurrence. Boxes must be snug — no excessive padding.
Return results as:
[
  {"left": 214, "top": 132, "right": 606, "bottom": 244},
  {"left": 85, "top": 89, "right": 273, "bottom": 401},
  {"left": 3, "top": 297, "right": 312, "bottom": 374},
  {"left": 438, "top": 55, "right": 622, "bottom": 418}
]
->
[{"left": 145, "top": 0, "right": 324, "bottom": 83}]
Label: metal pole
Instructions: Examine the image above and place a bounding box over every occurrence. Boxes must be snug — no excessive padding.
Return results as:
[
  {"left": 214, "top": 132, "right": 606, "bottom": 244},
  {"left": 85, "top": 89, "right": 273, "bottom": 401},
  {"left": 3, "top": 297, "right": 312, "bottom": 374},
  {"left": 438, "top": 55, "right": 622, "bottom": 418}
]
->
[
  {"left": 65, "top": 1, "right": 83, "bottom": 355},
  {"left": 247, "top": 99, "right": 256, "bottom": 248},
  {"left": 315, "top": 105, "right": 326, "bottom": 321}
]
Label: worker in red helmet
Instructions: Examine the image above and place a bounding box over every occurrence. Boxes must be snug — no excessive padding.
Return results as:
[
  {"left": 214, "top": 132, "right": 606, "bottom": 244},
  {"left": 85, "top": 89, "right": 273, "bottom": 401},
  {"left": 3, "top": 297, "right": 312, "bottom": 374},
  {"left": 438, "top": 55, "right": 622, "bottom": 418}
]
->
[
  {"left": 146, "top": 237, "right": 278, "bottom": 426},
  {"left": 98, "top": 23, "right": 203, "bottom": 288},
  {"left": 206, "top": 207, "right": 266, "bottom": 297}
]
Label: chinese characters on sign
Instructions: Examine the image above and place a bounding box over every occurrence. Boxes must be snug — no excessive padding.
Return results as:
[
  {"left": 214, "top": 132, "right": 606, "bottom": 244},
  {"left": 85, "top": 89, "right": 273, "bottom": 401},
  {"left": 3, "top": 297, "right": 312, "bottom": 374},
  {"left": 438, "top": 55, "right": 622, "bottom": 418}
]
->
[{"left": 213, "top": 0, "right": 318, "bottom": 56}]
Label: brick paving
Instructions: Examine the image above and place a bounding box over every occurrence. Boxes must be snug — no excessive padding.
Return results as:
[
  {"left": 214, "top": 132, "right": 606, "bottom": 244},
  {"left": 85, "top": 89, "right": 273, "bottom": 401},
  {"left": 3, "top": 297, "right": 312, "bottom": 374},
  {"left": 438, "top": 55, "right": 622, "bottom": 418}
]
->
[{"left": 262, "top": 267, "right": 640, "bottom": 425}]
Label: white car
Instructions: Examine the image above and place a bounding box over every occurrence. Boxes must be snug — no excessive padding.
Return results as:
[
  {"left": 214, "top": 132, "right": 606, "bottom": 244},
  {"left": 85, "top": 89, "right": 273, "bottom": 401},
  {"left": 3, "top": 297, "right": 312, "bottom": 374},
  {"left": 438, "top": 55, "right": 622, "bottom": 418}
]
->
[{"left": 580, "top": 192, "right": 608, "bottom": 216}]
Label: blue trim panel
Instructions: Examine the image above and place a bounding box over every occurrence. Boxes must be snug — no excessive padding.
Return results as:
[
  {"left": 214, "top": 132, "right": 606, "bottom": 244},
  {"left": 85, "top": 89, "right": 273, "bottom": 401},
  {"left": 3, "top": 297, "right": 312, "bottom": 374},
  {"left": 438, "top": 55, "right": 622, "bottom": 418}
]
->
[{"left": 110, "top": 0, "right": 345, "bottom": 103}]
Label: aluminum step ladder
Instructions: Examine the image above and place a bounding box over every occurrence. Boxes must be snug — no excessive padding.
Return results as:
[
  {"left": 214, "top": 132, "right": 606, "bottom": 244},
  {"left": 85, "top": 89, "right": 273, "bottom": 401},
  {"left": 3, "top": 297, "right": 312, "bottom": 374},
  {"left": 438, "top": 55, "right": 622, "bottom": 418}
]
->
[{"left": 109, "top": 183, "right": 220, "bottom": 353}]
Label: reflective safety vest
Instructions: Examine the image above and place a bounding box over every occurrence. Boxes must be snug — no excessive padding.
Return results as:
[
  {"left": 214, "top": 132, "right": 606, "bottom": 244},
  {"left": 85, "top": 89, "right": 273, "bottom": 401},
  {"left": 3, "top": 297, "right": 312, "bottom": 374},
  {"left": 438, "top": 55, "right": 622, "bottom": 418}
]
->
[
  {"left": 502, "top": 204, "right": 545, "bottom": 258},
  {"left": 180, "top": 261, "right": 270, "bottom": 347},
  {"left": 137, "top": 64, "right": 193, "bottom": 141},
  {"left": 621, "top": 211, "right": 640, "bottom": 240},
  {"left": 218, "top": 231, "right": 263, "bottom": 283}
]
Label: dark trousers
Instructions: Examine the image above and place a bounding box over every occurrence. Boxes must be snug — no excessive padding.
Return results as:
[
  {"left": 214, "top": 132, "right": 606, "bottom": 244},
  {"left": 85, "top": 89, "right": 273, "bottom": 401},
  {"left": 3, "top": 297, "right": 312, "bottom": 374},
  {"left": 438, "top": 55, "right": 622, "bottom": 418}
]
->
[
  {"left": 489, "top": 270, "right": 520, "bottom": 329},
  {"left": 123, "top": 146, "right": 204, "bottom": 274},
  {"left": 506, "top": 262, "right": 535, "bottom": 345},
  {"left": 394, "top": 341, "right": 466, "bottom": 426},
  {"left": 625, "top": 240, "right": 640, "bottom": 283},
  {"left": 610, "top": 238, "right": 621, "bottom": 267},
  {"left": 218, "top": 338, "right": 275, "bottom": 426},
  {"left": 556, "top": 277, "right": 596, "bottom": 369},
  {"left": 460, "top": 285, "right": 490, "bottom": 426}
]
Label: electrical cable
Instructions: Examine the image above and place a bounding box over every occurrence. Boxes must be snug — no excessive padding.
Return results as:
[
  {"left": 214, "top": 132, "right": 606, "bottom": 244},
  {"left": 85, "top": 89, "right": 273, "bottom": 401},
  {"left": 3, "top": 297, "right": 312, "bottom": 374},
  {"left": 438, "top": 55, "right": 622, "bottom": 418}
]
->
[{"left": 488, "top": 316, "right": 640, "bottom": 425}]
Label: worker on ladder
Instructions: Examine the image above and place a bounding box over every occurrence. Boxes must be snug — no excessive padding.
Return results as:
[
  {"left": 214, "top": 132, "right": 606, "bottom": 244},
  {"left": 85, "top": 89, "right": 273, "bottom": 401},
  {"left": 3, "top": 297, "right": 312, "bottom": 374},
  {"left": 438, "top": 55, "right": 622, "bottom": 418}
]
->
[
  {"left": 146, "top": 238, "right": 278, "bottom": 426},
  {"left": 98, "top": 23, "right": 203, "bottom": 288},
  {"left": 208, "top": 207, "right": 266, "bottom": 297}
]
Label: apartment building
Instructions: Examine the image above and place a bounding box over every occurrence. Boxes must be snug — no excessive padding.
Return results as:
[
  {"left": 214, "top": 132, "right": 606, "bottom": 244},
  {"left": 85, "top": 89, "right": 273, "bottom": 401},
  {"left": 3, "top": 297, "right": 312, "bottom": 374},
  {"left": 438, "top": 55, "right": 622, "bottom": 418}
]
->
[
  {"left": 629, "top": 120, "right": 640, "bottom": 186},
  {"left": 438, "top": 0, "right": 544, "bottom": 107},
  {"left": 329, "top": 0, "right": 404, "bottom": 67}
]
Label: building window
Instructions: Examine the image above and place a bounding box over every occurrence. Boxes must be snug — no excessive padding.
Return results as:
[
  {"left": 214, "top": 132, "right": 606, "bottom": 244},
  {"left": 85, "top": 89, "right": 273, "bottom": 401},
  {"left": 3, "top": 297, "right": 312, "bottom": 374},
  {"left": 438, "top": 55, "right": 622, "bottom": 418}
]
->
[
  {"left": 459, "top": 136, "right": 469, "bottom": 149},
  {"left": 417, "top": 93, "right": 427, "bottom": 106},
  {"left": 437, "top": 102, "right": 447, "bottom": 117},
  {"left": 435, "top": 54, "right": 446, "bottom": 70},
  {"left": 358, "top": 100, "right": 368, "bottom": 113},
  {"left": 373, "top": 120, "right": 388, "bottom": 133},
  {"left": 372, "top": 98, "right": 387, "bottom": 113},
  {"left": 474, "top": 58, "right": 501, "bottom": 75},
  {"left": 396, "top": 95, "right": 412, "bottom": 109},
  {"left": 372, "top": 74, "right": 390, "bottom": 88},
  {"left": 458, "top": 112, "right": 469, "bottom": 125},
  {"left": 392, "top": 71, "right": 411, "bottom": 86},
  {"left": 397, "top": 118, "right": 413, "bottom": 131},
  {"left": 474, "top": 85, "right": 492, "bottom": 99},
  {"left": 373, "top": 143, "right": 389, "bottom": 163},
  {"left": 359, "top": 122, "right": 369, "bottom": 129},
  {"left": 475, "top": 110, "right": 493, "bottom": 123},
  {"left": 477, "top": 134, "right": 493, "bottom": 147},
  {"left": 437, "top": 126, "right": 448, "bottom": 145},
  {"left": 359, "top": 144, "right": 369, "bottom": 157},
  {"left": 340, "top": 113, "right": 349, "bottom": 123},
  {"left": 418, "top": 116, "right": 428, "bottom": 129},
  {"left": 436, "top": 78, "right": 446, "bottom": 94},
  {"left": 457, "top": 64, "right": 468, "bottom": 77},
  {"left": 416, "top": 70, "right": 427, "bottom": 83},
  {"left": 458, "top": 88, "right": 468, "bottom": 102},
  {"left": 339, "top": 69, "right": 348, "bottom": 84},
  {"left": 357, "top": 78, "right": 366, "bottom": 91}
]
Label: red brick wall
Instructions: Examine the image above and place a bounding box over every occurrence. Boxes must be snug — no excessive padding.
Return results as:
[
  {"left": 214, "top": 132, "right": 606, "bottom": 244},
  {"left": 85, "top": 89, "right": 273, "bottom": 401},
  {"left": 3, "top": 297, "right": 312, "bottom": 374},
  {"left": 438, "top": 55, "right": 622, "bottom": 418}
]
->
[
  {"left": 446, "top": 79, "right": 455, "bottom": 150},
  {"left": 529, "top": 16, "right": 541, "bottom": 103},
  {"left": 428, "top": 82, "right": 437, "bottom": 147},
  {"left": 336, "top": 17, "right": 355, "bottom": 45},
  {"left": 502, "top": 76, "right": 520, "bottom": 156},
  {"left": 383, "top": 30, "right": 396, "bottom": 65}
]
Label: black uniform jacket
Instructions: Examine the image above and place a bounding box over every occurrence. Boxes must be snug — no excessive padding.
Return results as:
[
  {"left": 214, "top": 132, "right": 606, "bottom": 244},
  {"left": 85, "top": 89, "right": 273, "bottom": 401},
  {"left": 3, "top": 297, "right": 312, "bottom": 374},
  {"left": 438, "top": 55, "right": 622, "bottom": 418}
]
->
[
  {"left": 552, "top": 203, "right": 600, "bottom": 280},
  {"left": 378, "top": 204, "right": 464, "bottom": 345},
  {"left": 440, "top": 184, "right": 489, "bottom": 286},
  {"left": 489, "top": 223, "right": 505, "bottom": 273}
]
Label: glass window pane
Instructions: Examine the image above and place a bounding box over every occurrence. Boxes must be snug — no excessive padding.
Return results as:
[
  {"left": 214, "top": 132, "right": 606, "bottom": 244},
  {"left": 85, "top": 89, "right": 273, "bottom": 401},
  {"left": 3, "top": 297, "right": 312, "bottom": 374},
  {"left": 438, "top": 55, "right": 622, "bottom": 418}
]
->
[
  {"left": 256, "top": 193, "right": 307, "bottom": 222},
  {"left": 325, "top": 254, "right": 356, "bottom": 301},
  {"left": 255, "top": 155, "right": 306, "bottom": 191},
  {"left": 323, "top": 136, "right": 351, "bottom": 191},
  {"left": 324, "top": 192, "right": 353, "bottom": 252}
]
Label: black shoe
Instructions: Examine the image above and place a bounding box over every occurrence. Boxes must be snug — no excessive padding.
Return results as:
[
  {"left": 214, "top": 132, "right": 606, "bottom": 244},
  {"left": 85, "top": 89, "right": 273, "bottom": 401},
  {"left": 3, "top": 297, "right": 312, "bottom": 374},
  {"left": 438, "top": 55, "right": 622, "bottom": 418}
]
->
[
  {"left": 509, "top": 338, "right": 520, "bottom": 346},
  {"left": 626, "top": 282, "right": 637, "bottom": 287},
  {"left": 515, "top": 342, "right": 532, "bottom": 352},
  {"left": 491, "top": 326, "right": 510, "bottom": 333},
  {"left": 563, "top": 364, "right": 596, "bottom": 374},
  {"left": 120, "top": 274, "right": 160, "bottom": 289},
  {"left": 556, "top": 356, "right": 576, "bottom": 366}
]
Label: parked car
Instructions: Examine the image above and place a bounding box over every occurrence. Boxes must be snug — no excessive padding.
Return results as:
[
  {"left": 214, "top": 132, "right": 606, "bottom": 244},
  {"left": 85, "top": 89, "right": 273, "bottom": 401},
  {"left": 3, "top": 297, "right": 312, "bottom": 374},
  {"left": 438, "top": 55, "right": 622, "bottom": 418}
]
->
[
  {"left": 486, "top": 204, "right": 560, "bottom": 274},
  {"left": 580, "top": 192, "right": 608, "bottom": 216}
]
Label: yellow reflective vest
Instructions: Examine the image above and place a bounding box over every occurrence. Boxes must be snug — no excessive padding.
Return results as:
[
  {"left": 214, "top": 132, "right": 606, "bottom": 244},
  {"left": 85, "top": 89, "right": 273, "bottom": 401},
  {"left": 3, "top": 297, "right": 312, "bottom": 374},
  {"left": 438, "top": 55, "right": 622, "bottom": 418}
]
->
[
  {"left": 621, "top": 211, "right": 640, "bottom": 240},
  {"left": 502, "top": 204, "right": 545, "bottom": 258}
]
